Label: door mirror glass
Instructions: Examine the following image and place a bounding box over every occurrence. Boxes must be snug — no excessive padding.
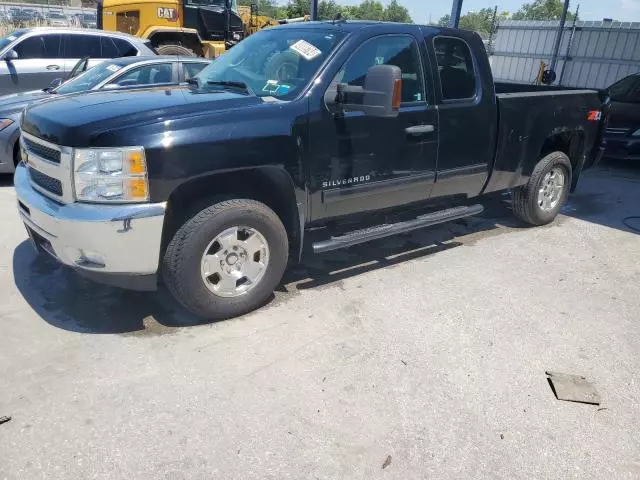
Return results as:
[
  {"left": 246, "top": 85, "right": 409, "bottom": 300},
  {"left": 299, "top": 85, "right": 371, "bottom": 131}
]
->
[
  {"left": 3, "top": 49, "right": 18, "bottom": 61},
  {"left": 336, "top": 65, "right": 402, "bottom": 118},
  {"left": 49, "top": 78, "right": 63, "bottom": 89}
]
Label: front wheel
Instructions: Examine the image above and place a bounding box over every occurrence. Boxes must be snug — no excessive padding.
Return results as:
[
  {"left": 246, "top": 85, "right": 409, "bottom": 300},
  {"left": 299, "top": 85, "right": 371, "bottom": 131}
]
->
[
  {"left": 512, "top": 151, "right": 572, "bottom": 226},
  {"left": 163, "top": 199, "right": 289, "bottom": 319}
]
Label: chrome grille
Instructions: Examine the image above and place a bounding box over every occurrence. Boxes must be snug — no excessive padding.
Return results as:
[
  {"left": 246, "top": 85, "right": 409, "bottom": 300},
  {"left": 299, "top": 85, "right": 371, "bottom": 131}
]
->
[
  {"left": 21, "top": 131, "right": 73, "bottom": 204},
  {"left": 23, "top": 137, "right": 61, "bottom": 164},
  {"left": 29, "top": 168, "right": 63, "bottom": 196}
]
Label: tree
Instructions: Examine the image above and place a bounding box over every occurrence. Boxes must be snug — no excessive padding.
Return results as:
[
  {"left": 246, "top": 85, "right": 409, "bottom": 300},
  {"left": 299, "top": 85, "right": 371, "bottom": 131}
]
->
[
  {"left": 438, "top": 8, "right": 509, "bottom": 37},
  {"left": 285, "top": 0, "right": 310, "bottom": 18},
  {"left": 318, "top": 0, "right": 343, "bottom": 20},
  {"left": 355, "top": 0, "right": 385, "bottom": 21},
  {"left": 512, "top": 0, "right": 576, "bottom": 21},
  {"left": 383, "top": 0, "right": 412, "bottom": 23},
  {"left": 238, "top": 0, "right": 284, "bottom": 19}
]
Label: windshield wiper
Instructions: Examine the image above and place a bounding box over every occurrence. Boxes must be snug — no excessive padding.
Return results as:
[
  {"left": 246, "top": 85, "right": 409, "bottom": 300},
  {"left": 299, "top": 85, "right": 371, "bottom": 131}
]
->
[{"left": 206, "top": 80, "right": 253, "bottom": 95}]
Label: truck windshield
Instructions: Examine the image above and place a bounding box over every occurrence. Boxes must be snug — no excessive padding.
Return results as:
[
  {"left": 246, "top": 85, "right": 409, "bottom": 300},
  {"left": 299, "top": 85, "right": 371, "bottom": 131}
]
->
[
  {"left": 55, "top": 62, "right": 123, "bottom": 95},
  {"left": 194, "top": 28, "right": 345, "bottom": 100}
]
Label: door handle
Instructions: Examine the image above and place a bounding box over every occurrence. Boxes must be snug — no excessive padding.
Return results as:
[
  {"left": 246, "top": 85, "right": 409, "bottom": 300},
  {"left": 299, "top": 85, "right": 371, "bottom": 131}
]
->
[
  {"left": 405, "top": 124, "right": 435, "bottom": 135},
  {"left": 46, "top": 65, "right": 61, "bottom": 71}
]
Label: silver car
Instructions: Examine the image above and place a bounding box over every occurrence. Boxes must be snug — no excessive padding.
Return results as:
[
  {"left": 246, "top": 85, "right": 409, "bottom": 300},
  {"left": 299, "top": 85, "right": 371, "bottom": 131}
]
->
[
  {"left": 0, "top": 56, "right": 210, "bottom": 173},
  {"left": 0, "top": 27, "right": 157, "bottom": 96}
]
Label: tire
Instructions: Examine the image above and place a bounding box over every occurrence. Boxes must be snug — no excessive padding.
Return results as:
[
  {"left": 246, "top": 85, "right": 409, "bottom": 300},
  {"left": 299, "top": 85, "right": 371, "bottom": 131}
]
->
[
  {"left": 13, "top": 140, "right": 20, "bottom": 168},
  {"left": 163, "top": 199, "right": 289, "bottom": 319},
  {"left": 155, "top": 43, "right": 197, "bottom": 57},
  {"left": 512, "top": 151, "right": 572, "bottom": 226},
  {"left": 263, "top": 50, "right": 299, "bottom": 82}
]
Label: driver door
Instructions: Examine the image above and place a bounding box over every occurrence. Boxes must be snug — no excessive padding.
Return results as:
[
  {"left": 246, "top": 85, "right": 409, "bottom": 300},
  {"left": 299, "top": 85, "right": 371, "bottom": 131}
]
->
[
  {"left": 308, "top": 34, "right": 438, "bottom": 220},
  {"left": 0, "top": 33, "right": 63, "bottom": 95}
]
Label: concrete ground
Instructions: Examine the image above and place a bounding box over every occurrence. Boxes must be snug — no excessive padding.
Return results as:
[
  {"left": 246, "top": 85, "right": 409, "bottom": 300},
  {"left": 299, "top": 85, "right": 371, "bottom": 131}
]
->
[{"left": 1, "top": 160, "right": 639, "bottom": 479}]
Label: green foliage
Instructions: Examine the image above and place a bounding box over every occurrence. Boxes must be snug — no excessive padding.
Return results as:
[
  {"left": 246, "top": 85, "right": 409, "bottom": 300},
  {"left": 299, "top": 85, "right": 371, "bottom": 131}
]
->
[
  {"left": 282, "top": 0, "right": 414, "bottom": 23},
  {"left": 438, "top": 8, "right": 510, "bottom": 38},
  {"left": 512, "top": 0, "right": 576, "bottom": 21}
]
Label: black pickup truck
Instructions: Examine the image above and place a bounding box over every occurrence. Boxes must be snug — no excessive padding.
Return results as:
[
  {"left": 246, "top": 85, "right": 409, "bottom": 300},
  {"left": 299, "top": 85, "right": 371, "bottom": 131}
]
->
[{"left": 16, "top": 21, "right": 607, "bottom": 319}]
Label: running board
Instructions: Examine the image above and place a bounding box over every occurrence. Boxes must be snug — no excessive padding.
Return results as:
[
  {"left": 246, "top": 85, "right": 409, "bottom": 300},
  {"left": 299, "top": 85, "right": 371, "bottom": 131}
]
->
[{"left": 312, "top": 204, "right": 484, "bottom": 254}]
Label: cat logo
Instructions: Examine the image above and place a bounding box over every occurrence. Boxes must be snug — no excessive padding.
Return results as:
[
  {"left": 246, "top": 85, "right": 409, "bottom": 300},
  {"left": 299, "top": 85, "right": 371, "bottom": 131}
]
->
[{"left": 157, "top": 7, "right": 178, "bottom": 21}]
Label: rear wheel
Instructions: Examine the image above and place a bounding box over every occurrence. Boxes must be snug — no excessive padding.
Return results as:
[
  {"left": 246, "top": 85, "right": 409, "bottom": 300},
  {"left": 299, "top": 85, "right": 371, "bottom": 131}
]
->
[
  {"left": 156, "top": 43, "right": 197, "bottom": 57},
  {"left": 163, "top": 199, "right": 289, "bottom": 319},
  {"left": 512, "top": 151, "right": 572, "bottom": 226}
]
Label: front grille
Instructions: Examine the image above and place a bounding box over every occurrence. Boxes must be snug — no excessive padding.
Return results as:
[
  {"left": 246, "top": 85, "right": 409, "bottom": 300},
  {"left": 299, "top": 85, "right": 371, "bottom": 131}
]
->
[
  {"left": 24, "top": 137, "right": 61, "bottom": 164},
  {"left": 606, "top": 127, "right": 631, "bottom": 136},
  {"left": 29, "top": 168, "right": 63, "bottom": 197}
]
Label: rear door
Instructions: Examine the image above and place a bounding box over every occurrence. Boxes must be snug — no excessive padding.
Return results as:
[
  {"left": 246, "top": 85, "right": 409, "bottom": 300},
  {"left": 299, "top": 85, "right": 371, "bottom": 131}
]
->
[
  {"left": 427, "top": 33, "right": 497, "bottom": 199},
  {"left": 61, "top": 33, "right": 104, "bottom": 74},
  {"left": 0, "top": 33, "right": 63, "bottom": 94}
]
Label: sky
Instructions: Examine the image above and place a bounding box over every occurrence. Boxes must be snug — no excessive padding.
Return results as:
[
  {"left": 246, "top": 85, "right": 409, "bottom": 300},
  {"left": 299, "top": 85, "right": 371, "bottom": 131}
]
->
[{"left": 319, "top": 0, "right": 640, "bottom": 24}]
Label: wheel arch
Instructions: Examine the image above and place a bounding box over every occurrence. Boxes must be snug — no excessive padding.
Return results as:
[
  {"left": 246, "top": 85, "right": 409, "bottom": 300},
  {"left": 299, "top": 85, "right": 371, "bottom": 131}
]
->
[
  {"left": 536, "top": 128, "right": 585, "bottom": 191},
  {"left": 145, "top": 27, "right": 203, "bottom": 55},
  {"left": 160, "top": 167, "right": 303, "bottom": 268}
]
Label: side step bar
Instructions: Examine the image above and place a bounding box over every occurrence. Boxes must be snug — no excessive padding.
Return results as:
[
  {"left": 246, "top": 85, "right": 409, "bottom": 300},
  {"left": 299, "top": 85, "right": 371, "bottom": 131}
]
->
[{"left": 312, "top": 204, "right": 484, "bottom": 254}]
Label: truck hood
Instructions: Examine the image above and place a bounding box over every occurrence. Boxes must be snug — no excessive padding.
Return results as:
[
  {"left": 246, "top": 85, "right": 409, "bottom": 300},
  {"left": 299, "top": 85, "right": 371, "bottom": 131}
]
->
[
  {"left": 0, "top": 89, "right": 50, "bottom": 118},
  {"left": 21, "top": 86, "right": 263, "bottom": 146}
]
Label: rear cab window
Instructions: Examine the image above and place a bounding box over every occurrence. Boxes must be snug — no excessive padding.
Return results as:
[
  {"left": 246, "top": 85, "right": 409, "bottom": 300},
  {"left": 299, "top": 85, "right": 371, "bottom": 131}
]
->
[{"left": 433, "top": 36, "right": 477, "bottom": 101}]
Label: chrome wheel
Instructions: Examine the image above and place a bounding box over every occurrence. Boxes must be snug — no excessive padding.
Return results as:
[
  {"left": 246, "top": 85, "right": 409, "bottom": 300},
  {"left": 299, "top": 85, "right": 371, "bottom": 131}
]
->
[
  {"left": 200, "top": 226, "right": 270, "bottom": 298},
  {"left": 537, "top": 167, "right": 565, "bottom": 212}
]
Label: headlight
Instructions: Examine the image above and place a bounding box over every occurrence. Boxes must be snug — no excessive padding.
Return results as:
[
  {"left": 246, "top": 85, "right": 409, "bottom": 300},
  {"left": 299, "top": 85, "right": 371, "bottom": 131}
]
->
[
  {"left": 73, "top": 147, "right": 149, "bottom": 203},
  {"left": 632, "top": 129, "right": 640, "bottom": 137},
  {"left": 0, "top": 118, "right": 14, "bottom": 131}
]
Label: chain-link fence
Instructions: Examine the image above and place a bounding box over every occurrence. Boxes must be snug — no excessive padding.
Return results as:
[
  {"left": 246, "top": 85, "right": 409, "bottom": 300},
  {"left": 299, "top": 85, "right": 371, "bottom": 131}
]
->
[{"left": 0, "top": 1, "right": 97, "bottom": 36}]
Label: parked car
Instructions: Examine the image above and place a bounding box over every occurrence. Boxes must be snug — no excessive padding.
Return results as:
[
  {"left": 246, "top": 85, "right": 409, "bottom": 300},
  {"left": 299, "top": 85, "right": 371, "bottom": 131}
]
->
[
  {"left": 16, "top": 22, "right": 607, "bottom": 319},
  {"left": 0, "top": 55, "right": 209, "bottom": 174},
  {"left": 46, "top": 11, "right": 69, "bottom": 27},
  {"left": 0, "top": 27, "right": 157, "bottom": 95},
  {"left": 78, "top": 13, "right": 97, "bottom": 29},
  {"left": 603, "top": 73, "right": 640, "bottom": 161}
]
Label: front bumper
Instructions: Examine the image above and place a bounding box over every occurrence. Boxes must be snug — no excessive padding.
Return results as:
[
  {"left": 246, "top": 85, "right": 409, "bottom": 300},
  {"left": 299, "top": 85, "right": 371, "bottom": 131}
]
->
[
  {"left": 15, "top": 163, "right": 166, "bottom": 290},
  {"left": 603, "top": 137, "right": 640, "bottom": 161}
]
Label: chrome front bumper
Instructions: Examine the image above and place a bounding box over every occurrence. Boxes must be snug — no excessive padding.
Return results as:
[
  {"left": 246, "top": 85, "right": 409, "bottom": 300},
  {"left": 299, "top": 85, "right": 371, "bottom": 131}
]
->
[{"left": 15, "top": 163, "right": 166, "bottom": 290}]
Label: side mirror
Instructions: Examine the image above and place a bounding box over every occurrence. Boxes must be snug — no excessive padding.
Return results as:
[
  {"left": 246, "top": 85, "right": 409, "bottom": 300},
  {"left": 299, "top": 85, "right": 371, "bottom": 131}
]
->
[
  {"left": 50, "top": 78, "right": 62, "bottom": 89},
  {"left": 3, "top": 49, "right": 18, "bottom": 61},
  {"left": 336, "top": 65, "right": 402, "bottom": 118}
]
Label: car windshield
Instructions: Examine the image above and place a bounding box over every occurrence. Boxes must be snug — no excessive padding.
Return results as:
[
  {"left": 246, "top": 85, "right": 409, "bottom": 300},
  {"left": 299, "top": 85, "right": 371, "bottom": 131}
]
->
[
  {"left": 0, "top": 29, "right": 26, "bottom": 52},
  {"left": 609, "top": 75, "right": 640, "bottom": 103},
  {"left": 55, "top": 62, "right": 123, "bottom": 95},
  {"left": 194, "top": 28, "right": 345, "bottom": 100}
]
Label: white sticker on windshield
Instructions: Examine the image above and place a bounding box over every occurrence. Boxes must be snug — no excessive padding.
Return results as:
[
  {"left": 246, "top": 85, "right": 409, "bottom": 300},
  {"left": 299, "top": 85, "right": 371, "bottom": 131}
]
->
[
  {"left": 290, "top": 39, "right": 322, "bottom": 61},
  {"left": 106, "top": 64, "right": 121, "bottom": 72}
]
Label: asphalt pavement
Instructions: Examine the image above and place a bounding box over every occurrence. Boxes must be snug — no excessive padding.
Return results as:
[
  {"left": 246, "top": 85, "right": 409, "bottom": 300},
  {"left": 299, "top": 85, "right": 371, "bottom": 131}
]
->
[{"left": 1, "top": 160, "right": 639, "bottom": 479}]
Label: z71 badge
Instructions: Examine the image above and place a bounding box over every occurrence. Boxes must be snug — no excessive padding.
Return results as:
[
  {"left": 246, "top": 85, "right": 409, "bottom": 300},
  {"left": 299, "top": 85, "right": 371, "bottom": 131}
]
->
[{"left": 157, "top": 7, "right": 178, "bottom": 20}]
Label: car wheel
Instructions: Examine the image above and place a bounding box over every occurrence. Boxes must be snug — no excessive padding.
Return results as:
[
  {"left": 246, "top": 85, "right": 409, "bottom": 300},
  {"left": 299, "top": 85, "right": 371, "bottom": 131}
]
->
[
  {"left": 512, "top": 151, "right": 572, "bottom": 226},
  {"left": 156, "top": 43, "right": 197, "bottom": 57},
  {"left": 163, "top": 199, "right": 289, "bottom": 319}
]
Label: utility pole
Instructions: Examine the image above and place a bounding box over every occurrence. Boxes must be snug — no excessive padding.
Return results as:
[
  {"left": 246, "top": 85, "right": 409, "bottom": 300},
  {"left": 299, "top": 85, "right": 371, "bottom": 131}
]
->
[
  {"left": 549, "top": 0, "right": 570, "bottom": 74},
  {"left": 311, "top": 0, "right": 318, "bottom": 21},
  {"left": 449, "top": 0, "right": 463, "bottom": 28}
]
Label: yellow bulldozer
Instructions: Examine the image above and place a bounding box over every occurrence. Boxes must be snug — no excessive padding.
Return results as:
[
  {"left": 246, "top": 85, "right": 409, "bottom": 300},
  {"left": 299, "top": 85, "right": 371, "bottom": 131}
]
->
[{"left": 98, "top": 0, "right": 308, "bottom": 58}]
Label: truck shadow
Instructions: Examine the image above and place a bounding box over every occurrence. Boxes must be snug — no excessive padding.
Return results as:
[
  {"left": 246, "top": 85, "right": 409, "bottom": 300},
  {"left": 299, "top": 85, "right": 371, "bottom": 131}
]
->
[{"left": 12, "top": 194, "right": 522, "bottom": 334}]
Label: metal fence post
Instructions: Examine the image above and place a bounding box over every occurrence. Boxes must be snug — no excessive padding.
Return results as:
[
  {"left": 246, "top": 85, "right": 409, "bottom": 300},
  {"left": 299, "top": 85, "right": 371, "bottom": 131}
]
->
[
  {"left": 549, "top": 0, "right": 570, "bottom": 75},
  {"left": 449, "top": 0, "right": 463, "bottom": 29}
]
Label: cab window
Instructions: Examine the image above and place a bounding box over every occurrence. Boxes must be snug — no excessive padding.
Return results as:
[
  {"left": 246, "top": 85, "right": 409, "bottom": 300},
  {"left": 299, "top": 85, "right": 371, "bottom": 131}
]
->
[
  {"left": 326, "top": 35, "right": 425, "bottom": 106},
  {"left": 109, "top": 63, "right": 174, "bottom": 87},
  {"left": 433, "top": 37, "right": 477, "bottom": 101}
]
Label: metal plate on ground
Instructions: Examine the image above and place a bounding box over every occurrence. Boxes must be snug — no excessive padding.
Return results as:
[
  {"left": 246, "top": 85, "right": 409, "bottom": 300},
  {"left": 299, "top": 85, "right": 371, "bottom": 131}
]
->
[{"left": 546, "top": 371, "right": 601, "bottom": 405}]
